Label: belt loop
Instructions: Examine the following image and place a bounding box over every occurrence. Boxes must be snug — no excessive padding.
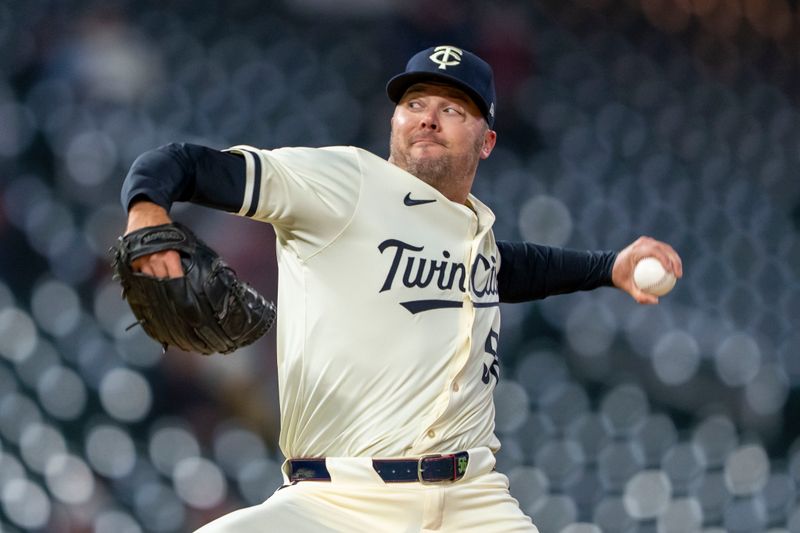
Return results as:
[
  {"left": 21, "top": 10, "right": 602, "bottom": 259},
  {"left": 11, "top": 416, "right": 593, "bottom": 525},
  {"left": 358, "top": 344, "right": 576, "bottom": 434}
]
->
[
  {"left": 288, "top": 458, "right": 332, "bottom": 481},
  {"left": 454, "top": 451, "right": 469, "bottom": 480}
]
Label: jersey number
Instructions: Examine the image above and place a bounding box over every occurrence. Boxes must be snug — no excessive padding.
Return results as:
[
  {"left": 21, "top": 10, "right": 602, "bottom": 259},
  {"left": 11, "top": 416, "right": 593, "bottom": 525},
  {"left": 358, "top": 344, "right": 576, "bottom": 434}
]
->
[{"left": 481, "top": 329, "right": 500, "bottom": 386}]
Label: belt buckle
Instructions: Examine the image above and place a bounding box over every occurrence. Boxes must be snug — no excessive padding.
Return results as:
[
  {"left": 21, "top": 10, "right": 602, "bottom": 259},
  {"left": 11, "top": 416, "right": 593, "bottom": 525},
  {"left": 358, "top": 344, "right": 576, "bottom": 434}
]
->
[{"left": 417, "top": 454, "right": 443, "bottom": 484}]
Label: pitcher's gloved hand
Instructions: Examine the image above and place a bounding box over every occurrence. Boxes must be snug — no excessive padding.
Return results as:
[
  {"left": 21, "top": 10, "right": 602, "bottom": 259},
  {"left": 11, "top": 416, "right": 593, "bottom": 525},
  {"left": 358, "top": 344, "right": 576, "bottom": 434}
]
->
[{"left": 111, "top": 222, "right": 276, "bottom": 355}]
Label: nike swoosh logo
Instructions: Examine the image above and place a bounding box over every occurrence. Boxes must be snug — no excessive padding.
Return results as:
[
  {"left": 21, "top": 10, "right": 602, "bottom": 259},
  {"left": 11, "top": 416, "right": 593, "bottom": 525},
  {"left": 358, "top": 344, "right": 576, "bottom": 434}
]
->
[{"left": 403, "top": 193, "right": 436, "bottom": 206}]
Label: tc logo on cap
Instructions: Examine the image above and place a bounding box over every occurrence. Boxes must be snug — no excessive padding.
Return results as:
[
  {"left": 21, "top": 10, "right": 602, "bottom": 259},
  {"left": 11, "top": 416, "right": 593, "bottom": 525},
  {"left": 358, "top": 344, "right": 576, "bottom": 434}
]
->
[{"left": 429, "top": 45, "right": 463, "bottom": 70}]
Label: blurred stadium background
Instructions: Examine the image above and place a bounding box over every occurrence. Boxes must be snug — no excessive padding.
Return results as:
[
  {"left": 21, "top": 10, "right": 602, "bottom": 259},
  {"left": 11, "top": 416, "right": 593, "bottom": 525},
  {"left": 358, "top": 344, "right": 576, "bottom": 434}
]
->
[{"left": 1, "top": 0, "right": 799, "bottom": 531}]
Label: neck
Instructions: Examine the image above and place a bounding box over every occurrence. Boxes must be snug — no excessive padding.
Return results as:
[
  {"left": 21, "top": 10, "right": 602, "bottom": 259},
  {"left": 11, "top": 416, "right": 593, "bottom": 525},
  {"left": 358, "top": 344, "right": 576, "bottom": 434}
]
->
[{"left": 427, "top": 175, "right": 472, "bottom": 205}]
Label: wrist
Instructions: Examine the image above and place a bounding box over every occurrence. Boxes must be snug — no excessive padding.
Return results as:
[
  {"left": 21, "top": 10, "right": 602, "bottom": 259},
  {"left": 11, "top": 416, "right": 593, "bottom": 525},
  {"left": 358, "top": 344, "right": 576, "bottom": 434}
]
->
[{"left": 126, "top": 201, "right": 172, "bottom": 234}]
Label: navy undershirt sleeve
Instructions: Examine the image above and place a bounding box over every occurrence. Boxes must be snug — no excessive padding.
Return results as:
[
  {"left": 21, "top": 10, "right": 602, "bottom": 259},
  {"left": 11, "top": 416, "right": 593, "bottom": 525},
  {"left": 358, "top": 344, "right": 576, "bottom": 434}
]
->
[
  {"left": 496, "top": 241, "right": 617, "bottom": 303},
  {"left": 120, "top": 143, "right": 246, "bottom": 213}
]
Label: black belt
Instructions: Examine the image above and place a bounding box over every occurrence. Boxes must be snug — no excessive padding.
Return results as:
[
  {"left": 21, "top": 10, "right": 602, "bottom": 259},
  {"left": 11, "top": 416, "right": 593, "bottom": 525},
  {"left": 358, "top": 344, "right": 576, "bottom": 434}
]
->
[{"left": 287, "top": 452, "right": 470, "bottom": 484}]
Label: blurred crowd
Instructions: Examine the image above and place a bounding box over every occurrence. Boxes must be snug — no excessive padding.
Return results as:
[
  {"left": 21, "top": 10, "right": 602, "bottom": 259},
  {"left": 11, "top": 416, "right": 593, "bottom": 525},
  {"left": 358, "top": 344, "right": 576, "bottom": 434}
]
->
[{"left": 0, "top": 0, "right": 798, "bottom": 531}]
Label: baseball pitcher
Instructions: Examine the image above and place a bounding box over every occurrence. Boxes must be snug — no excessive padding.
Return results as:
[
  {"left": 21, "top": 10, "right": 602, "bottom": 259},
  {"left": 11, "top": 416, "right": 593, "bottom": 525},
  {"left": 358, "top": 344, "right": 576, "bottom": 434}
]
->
[{"left": 119, "top": 45, "right": 682, "bottom": 532}]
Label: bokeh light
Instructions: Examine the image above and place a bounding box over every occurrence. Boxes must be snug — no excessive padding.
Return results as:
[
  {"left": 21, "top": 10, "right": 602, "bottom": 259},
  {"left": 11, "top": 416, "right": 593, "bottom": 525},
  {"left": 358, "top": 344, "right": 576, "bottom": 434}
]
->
[
  {"left": 0, "top": 392, "right": 42, "bottom": 445},
  {"left": 1, "top": 478, "right": 51, "bottom": 530},
  {"left": 656, "top": 497, "right": 703, "bottom": 533},
  {"left": 623, "top": 470, "right": 672, "bottom": 519},
  {"left": 85, "top": 424, "right": 137, "bottom": 479},
  {"left": 36, "top": 365, "right": 88, "bottom": 421},
  {"left": 494, "top": 381, "right": 531, "bottom": 434},
  {"left": 0, "top": 308, "right": 38, "bottom": 363},
  {"left": 651, "top": 330, "right": 701, "bottom": 386},
  {"left": 518, "top": 195, "right": 573, "bottom": 246},
  {"left": 724, "top": 444, "right": 770, "bottom": 496},
  {"left": 94, "top": 509, "right": 143, "bottom": 533},
  {"left": 237, "top": 457, "right": 283, "bottom": 506},
  {"left": 19, "top": 422, "right": 67, "bottom": 475},
  {"left": 99, "top": 367, "right": 152, "bottom": 422},
  {"left": 30, "top": 279, "right": 82, "bottom": 337},
  {"left": 173, "top": 457, "right": 227, "bottom": 509},
  {"left": 149, "top": 421, "right": 202, "bottom": 477},
  {"left": 44, "top": 453, "right": 95, "bottom": 505}
]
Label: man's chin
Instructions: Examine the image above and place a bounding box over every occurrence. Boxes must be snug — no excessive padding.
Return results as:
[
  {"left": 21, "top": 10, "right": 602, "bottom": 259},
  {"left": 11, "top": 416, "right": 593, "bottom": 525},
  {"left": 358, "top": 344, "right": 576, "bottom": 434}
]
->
[
  {"left": 409, "top": 145, "right": 446, "bottom": 162},
  {"left": 406, "top": 154, "right": 453, "bottom": 180},
  {"left": 408, "top": 154, "right": 443, "bottom": 169}
]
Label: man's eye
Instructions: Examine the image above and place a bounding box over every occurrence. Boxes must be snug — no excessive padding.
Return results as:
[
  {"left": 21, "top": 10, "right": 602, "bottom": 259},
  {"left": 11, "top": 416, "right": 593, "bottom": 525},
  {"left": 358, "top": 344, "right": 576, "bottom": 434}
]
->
[{"left": 408, "top": 101, "right": 421, "bottom": 109}]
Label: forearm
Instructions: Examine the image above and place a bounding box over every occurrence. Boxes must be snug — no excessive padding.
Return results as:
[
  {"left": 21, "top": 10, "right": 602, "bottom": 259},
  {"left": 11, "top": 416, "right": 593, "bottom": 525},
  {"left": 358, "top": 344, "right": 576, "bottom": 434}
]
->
[
  {"left": 496, "top": 241, "right": 617, "bottom": 303},
  {"left": 120, "top": 143, "right": 246, "bottom": 213}
]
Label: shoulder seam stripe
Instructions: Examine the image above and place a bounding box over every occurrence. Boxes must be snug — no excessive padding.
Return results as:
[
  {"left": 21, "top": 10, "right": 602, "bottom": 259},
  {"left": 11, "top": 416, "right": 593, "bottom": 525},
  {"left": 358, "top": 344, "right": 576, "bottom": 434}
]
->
[
  {"left": 235, "top": 149, "right": 255, "bottom": 217},
  {"left": 246, "top": 151, "right": 262, "bottom": 218}
]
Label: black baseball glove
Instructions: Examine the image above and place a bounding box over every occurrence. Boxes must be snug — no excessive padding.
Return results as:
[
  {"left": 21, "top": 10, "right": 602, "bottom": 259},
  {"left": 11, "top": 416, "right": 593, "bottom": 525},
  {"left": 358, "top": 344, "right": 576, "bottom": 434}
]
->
[{"left": 111, "top": 222, "right": 276, "bottom": 355}]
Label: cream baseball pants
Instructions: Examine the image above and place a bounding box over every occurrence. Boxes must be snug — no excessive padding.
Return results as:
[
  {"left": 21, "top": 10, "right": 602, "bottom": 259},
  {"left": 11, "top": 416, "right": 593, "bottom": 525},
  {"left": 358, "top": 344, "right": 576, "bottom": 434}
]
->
[{"left": 195, "top": 447, "right": 538, "bottom": 532}]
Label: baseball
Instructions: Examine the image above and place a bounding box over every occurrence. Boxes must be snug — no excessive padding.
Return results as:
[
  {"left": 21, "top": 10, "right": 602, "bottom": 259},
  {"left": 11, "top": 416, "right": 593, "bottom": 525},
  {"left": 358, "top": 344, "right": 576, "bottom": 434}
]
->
[{"left": 633, "top": 257, "right": 676, "bottom": 296}]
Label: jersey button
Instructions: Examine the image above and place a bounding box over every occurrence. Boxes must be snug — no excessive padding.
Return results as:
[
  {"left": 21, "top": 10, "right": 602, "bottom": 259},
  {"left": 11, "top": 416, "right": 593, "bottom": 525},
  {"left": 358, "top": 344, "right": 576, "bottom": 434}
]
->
[
  {"left": 427, "top": 430, "right": 436, "bottom": 438},
  {"left": 452, "top": 383, "right": 460, "bottom": 392}
]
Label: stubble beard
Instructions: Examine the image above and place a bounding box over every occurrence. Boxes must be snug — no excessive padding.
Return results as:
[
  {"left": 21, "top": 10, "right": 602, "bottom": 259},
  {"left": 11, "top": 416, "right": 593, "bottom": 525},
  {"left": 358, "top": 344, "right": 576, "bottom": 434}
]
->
[{"left": 389, "top": 130, "right": 483, "bottom": 193}]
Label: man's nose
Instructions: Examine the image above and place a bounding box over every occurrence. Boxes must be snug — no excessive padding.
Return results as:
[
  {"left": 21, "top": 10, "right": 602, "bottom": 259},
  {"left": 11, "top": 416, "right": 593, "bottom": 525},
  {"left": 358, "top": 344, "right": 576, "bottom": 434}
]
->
[{"left": 419, "top": 110, "right": 439, "bottom": 130}]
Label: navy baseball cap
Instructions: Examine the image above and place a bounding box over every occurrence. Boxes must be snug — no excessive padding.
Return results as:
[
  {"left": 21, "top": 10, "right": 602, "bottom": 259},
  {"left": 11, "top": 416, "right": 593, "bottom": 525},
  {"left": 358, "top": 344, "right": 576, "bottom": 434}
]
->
[{"left": 387, "top": 45, "right": 496, "bottom": 128}]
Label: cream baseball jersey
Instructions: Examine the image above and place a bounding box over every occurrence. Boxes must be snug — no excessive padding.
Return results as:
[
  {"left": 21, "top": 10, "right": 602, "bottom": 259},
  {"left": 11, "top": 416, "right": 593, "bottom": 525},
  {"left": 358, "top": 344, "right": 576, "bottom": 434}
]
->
[{"left": 225, "top": 144, "right": 503, "bottom": 459}]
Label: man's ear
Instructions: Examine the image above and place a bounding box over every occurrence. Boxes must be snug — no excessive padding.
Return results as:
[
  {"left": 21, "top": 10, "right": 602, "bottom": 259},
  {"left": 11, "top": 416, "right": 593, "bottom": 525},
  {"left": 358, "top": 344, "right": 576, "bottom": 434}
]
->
[{"left": 480, "top": 130, "right": 497, "bottom": 159}]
